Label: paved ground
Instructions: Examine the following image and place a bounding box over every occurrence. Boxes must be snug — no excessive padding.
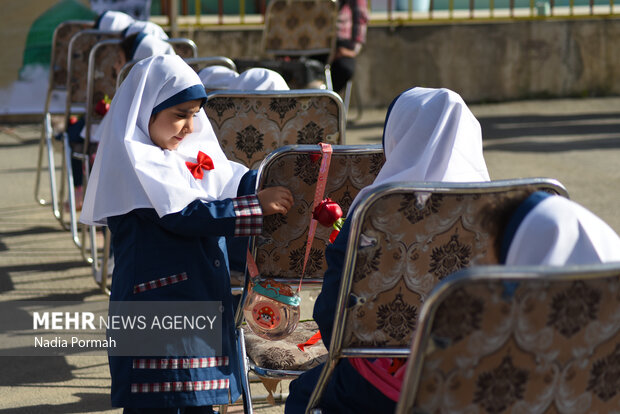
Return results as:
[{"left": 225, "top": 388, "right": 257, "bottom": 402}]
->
[{"left": 1, "top": 96, "right": 619, "bottom": 413}]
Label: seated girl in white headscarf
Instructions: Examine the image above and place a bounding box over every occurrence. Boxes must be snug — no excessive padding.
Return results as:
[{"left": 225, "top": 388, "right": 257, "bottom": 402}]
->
[
  {"left": 80, "top": 55, "right": 293, "bottom": 412},
  {"left": 95, "top": 10, "right": 135, "bottom": 32},
  {"left": 285, "top": 87, "right": 490, "bottom": 414},
  {"left": 501, "top": 191, "right": 620, "bottom": 265},
  {"left": 123, "top": 20, "right": 169, "bottom": 40},
  {"left": 198, "top": 66, "right": 289, "bottom": 92}
]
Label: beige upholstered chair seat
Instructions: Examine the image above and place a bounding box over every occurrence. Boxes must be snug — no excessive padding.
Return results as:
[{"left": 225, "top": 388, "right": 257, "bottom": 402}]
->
[{"left": 243, "top": 321, "right": 327, "bottom": 372}]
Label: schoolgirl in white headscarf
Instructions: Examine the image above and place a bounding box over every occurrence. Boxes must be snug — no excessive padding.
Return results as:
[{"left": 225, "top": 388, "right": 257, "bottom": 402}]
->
[
  {"left": 287, "top": 86, "right": 491, "bottom": 414},
  {"left": 124, "top": 20, "right": 169, "bottom": 40},
  {"left": 81, "top": 55, "right": 247, "bottom": 225},
  {"left": 131, "top": 32, "right": 175, "bottom": 61},
  {"left": 502, "top": 191, "right": 620, "bottom": 265},
  {"left": 350, "top": 86, "right": 490, "bottom": 210},
  {"left": 228, "top": 68, "right": 290, "bottom": 91},
  {"left": 198, "top": 66, "right": 239, "bottom": 91},
  {"left": 198, "top": 66, "right": 290, "bottom": 91},
  {"left": 95, "top": 10, "right": 135, "bottom": 32},
  {"left": 81, "top": 55, "right": 292, "bottom": 410}
]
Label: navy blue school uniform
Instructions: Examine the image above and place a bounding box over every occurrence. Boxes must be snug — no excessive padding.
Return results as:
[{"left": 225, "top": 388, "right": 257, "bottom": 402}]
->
[
  {"left": 107, "top": 171, "right": 258, "bottom": 409},
  {"left": 285, "top": 219, "right": 396, "bottom": 414}
]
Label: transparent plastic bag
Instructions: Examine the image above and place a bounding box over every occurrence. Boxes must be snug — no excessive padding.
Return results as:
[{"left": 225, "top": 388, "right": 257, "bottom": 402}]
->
[{"left": 243, "top": 278, "right": 300, "bottom": 340}]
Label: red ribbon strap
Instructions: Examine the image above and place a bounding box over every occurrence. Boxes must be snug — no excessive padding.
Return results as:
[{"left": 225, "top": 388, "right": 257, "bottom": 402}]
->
[
  {"left": 186, "top": 151, "right": 214, "bottom": 179},
  {"left": 298, "top": 143, "right": 332, "bottom": 292},
  {"left": 297, "top": 330, "right": 322, "bottom": 351}
]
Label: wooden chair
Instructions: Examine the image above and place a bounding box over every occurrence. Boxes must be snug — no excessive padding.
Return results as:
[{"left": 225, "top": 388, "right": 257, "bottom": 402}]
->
[
  {"left": 233, "top": 144, "right": 385, "bottom": 413},
  {"left": 34, "top": 20, "right": 94, "bottom": 223},
  {"left": 205, "top": 90, "right": 346, "bottom": 169},
  {"left": 396, "top": 263, "right": 620, "bottom": 414},
  {"left": 306, "top": 178, "right": 569, "bottom": 413}
]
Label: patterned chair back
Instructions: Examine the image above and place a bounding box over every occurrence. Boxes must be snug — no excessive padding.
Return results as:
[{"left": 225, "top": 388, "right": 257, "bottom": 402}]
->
[
  {"left": 262, "top": 0, "right": 339, "bottom": 62},
  {"left": 331, "top": 179, "right": 569, "bottom": 353},
  {"left": 306, "top": 178, "right": 569, "bottom": 412},
  {"left": 252, "top": 144, "right": 385, "bottom": 283},
  {"left": 87, "top": 40, "right": 123, "bottom": 127},
  {"left": 66, "top": 30, "right": 122, "bottom": 115},
  {"left": 49, "top": 21, "right": 94, "bottom": 92},
  {"left": 397, "top": 264, "right": 620, "bottom": 414},
  {"left": 205, "top": 90, "right": 346, "bottom": 169}
]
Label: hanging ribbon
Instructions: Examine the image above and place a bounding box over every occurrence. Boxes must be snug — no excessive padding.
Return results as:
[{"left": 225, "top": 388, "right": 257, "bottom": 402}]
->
[
  {"left": 297, "top": 143, "right": 332, "bottom": 293},
  {"left": 297, "top": 330, "right": 322, "bottom": 351}
]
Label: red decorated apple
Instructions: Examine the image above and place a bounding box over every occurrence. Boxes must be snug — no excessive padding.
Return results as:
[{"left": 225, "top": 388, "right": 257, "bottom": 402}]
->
[{"left": 94, "top": 95, "right": 111, "bottom": 116}]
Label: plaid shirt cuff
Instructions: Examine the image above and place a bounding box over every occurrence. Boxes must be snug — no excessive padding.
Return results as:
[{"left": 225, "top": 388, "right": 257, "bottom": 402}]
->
[{"left": 232, "top": 195, "right": 263, "bottom": 237}]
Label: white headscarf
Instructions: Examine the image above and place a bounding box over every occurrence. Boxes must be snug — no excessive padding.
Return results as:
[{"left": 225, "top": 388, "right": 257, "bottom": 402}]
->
[
  {"left": 80, "top": 55, "right": 248, "bottom": 225},
  {"left": 124, "top": 21, "right": 169, "bottom": 40},
  {"left": 198, "top": 66, "right": 239, "bottom": 90},
  {"left": 350, "top": 87, "right": 490, "bottom": 209},
  {"left": 505, "top": 194, "right": 620, "bottom": 265},
  {"left": 229, "top": 68, "right": 290, "bottom": 91},
  {"left": 132, "top": 33, "right": 175, "bottom": 61},
  {"left": 96, "top": 11, "right": 135, "bottom": 32}
]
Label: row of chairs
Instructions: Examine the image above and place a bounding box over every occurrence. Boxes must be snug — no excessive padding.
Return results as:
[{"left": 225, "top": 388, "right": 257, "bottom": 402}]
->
[
  {"left": 232, "top": 145, "right": 577, "bottom": 413},
  {"left": 32, "top": 13, "right": 349, "bottom": 295}
]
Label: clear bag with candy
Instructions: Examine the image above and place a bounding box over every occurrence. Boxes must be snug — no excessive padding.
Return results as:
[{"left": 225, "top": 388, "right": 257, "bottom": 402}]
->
[{"left": 242, "top": 277, "right": 301, "bottom": 340}]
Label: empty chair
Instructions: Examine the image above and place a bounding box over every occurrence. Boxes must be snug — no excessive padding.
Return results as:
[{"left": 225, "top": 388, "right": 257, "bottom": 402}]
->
[{"left": 204, "top": 90, "right": 346, "bottom": 169}]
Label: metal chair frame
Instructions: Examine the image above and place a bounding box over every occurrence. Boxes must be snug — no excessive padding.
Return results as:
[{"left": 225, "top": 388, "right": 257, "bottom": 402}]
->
[
  {"left": 306, "top": 178, "right": 570, "bottom": 413},
  {"left": 34, "top": 20, "right": 94, "bottom": 222},
  {"left": 61, "top": 29, "right": 122, "bottom": 264},
  {"left": 395, "top": 263, "right": 620, "bottom": 413},
  {"left": 233, "top": 144, "right": 385, "bottom": 413}
]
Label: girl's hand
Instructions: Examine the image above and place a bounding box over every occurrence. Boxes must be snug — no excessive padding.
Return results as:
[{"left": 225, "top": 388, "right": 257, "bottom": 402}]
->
[{"left": 257, "top": 186, "right": 294, "bottom": 216}]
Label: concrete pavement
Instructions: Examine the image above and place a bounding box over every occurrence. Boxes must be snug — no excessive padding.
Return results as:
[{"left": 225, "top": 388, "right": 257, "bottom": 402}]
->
[{"left": 1, "top": 95, "right": 620, "bottom": 413}]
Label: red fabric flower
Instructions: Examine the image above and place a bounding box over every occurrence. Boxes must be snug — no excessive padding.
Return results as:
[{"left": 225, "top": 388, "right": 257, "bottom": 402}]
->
[
  {"left": 186, "top": 151, "right": 214, "bottom": 179},
  {"left": 312, "top": 198, "right": 343, "bottom": 227}
]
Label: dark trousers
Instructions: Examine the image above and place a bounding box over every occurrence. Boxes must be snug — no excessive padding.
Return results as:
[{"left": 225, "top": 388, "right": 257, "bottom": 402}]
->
[
  {"left": 330, "top": 56, "right": 356, "bottom": 94},
  {"left": 285, "top": 360, "right": 396, "bottom": 414}
]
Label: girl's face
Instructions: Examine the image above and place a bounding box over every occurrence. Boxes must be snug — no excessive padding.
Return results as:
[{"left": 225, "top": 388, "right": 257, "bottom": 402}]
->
[{"left": 148, "top": 99, "right": 203, "bottom": 150}]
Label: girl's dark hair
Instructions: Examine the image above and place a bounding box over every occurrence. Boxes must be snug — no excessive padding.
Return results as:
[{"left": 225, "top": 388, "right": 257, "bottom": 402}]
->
[{"left": 121, "top": 33, "right": 139, "bottom": 61}]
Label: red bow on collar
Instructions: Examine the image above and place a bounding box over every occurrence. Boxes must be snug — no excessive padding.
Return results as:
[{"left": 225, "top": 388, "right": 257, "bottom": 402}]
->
[{"left": 186, "top": 151, "right": 214, "bottom": 180}]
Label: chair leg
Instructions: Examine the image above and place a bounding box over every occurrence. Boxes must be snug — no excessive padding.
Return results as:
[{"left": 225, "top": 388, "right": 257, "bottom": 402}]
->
[
  {"left": 35, "top": 112, "right": 62, "bottom": 221},
  {"left": 236, "top": 327, "right": 254, "bottom": 414},
  {"left": 63, "top": 134, "right": 94, "bottom": 264},
  {"left": 343, "top": 80, "right": 353, "bottom": 117}
]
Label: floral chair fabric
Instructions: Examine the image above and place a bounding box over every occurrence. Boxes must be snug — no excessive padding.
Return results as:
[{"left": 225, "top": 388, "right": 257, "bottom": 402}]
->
[
  {"left": 399, "top": 265, "right": 620, "bottom": 414},
  {"left": 89, "top": 40, "right": 123, "bottom": 124},
  {"left": 262, "top": 0, "right": 338, "bottom": 59},
  {"left": 205, "top": 91, "right": 346, "bottom": 170},
  {"left": 253, "top": 145, "right": 384, "bottom": 281},
  {"left": 339, "top": 180, "right": 568, "bottom": 351},
  {"left": 243, "top": 321, "right": 327, "bottom": 372},
  {"left": 306, "top": 179, "right": 569, "bottom": 412},
  {"left": 238, "top": 145, "right": 384, "bottom": 390},
  {"left": 51, "top": 21, "right": 94, "bottom": 89},
  {"left": 68, "top": 30, "right": 122, "bottom": 107}
]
